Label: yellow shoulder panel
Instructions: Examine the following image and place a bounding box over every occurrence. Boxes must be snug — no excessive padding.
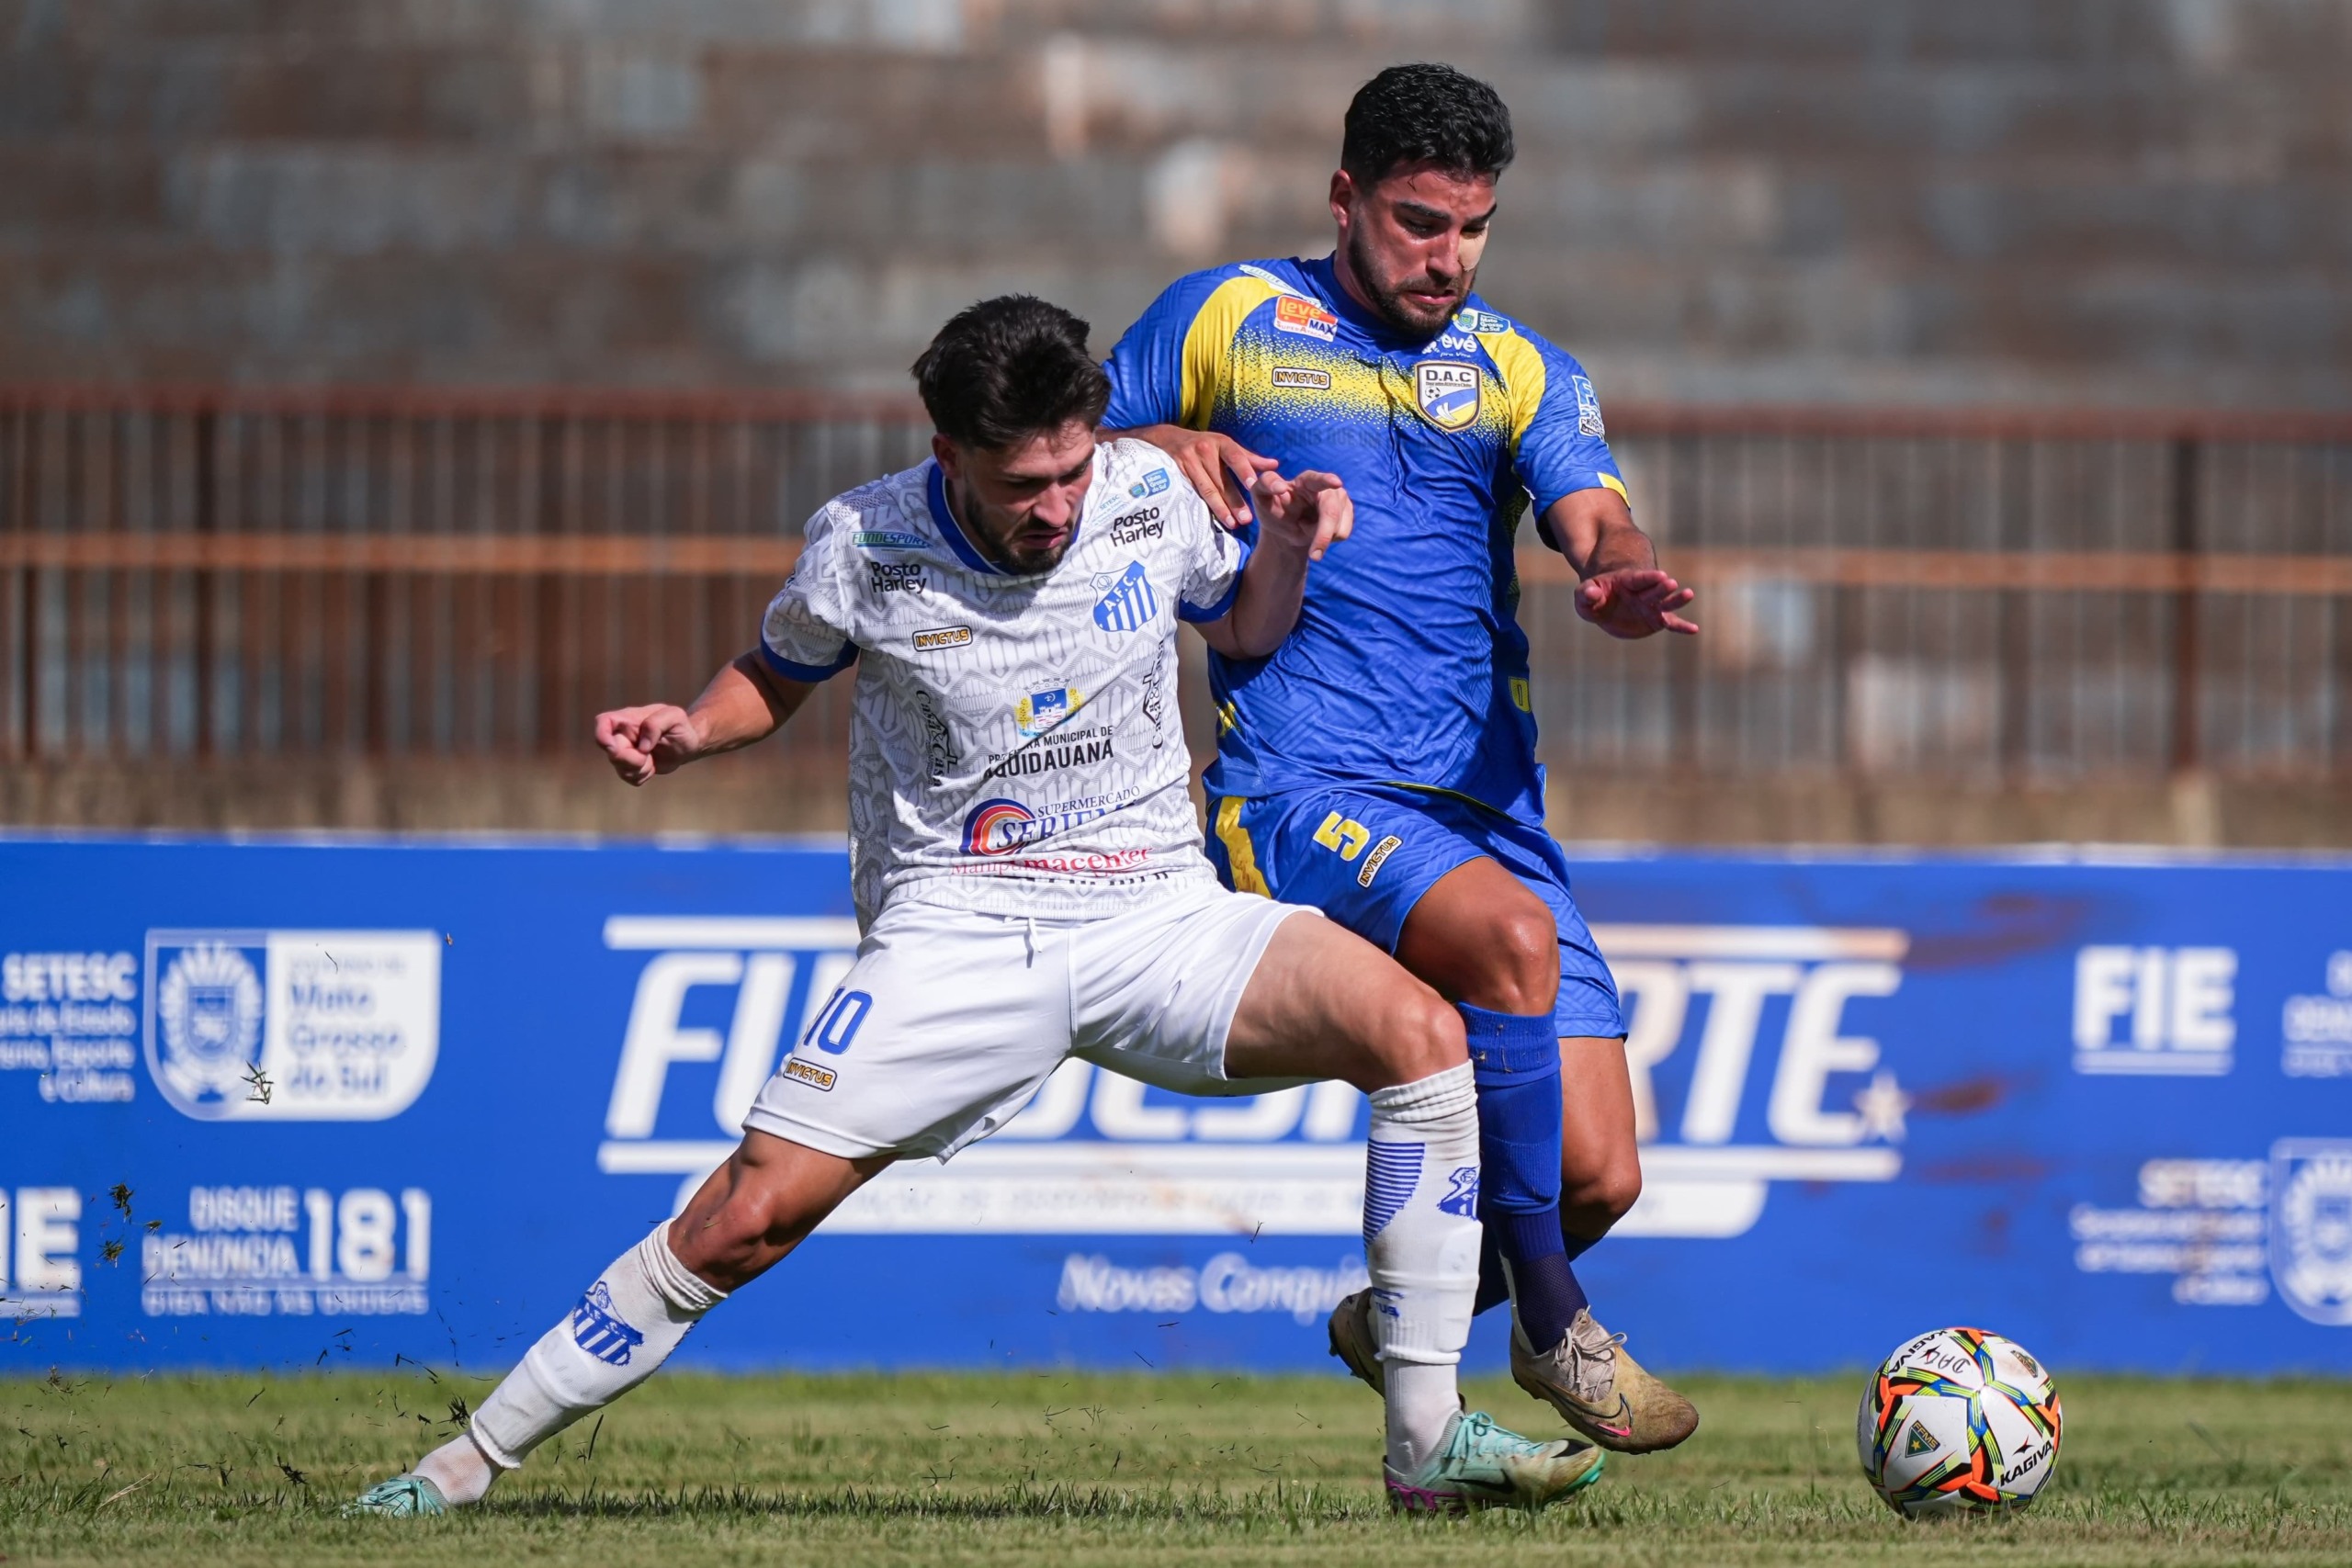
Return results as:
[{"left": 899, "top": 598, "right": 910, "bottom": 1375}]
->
[
  {"left": 1180, "top": 275, "right": 1284, "bottom": 430},
  {"left": 1478, "top": 328, "right": 1549, "bottom": 446}
]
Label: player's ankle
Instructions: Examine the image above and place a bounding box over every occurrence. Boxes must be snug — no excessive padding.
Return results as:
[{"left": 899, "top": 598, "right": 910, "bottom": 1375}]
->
[{"left": 413, "top": 1430, "right": 504, "bottom": 1507}]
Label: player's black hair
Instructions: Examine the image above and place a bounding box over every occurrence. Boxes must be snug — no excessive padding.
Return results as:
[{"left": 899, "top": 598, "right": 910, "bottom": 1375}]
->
[
  {"left": 1340, "top": 62, "right": 1515, "bottom": 187},
  {"left": 911, "top": 295, "right": 1110, "bottom": 450}
]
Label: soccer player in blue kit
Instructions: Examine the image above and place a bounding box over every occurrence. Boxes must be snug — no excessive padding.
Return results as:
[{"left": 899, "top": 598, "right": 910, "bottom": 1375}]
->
[{"left": 1103, "top": 64, "right": 1702, "bottom": 1452}]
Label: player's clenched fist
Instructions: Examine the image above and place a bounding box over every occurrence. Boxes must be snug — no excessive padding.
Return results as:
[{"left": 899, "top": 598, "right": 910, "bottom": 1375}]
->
[
  {"left": 595, "top": 704, "right": 701, "bottom": 784},
  {"left": 1250, "top": 469, "right": 1353, "bottom": 561}
]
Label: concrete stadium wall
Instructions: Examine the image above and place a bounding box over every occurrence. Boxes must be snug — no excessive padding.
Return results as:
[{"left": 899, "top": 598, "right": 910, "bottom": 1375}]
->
[{"left": 6, "top": 0, "right": 2352, "bottom": 408}]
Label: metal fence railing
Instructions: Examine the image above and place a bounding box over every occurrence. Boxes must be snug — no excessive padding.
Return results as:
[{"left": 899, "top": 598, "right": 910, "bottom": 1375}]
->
[{"left": 4, "top": 388, "right": 2349, "bottom": 781}]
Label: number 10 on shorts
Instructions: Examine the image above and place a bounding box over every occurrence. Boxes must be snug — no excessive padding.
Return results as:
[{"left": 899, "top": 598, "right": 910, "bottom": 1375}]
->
[{"left": 804, "top": 989, "right": 874, "bottom": 1055}]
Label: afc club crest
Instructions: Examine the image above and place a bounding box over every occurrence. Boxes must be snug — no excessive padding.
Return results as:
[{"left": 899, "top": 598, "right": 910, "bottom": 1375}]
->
[
  {"left": 1414, "top": 361, "right": 1481, "bottom": 431},
  {"left": 2270, "top": 1140, "right": 2352, "bottom": 1325},
  {"left": 1091, "top": 561, "right": 1159, "bottom": 635}
]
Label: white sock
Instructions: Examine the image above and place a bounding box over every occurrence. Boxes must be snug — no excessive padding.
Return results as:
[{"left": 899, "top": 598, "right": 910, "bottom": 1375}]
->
[
  {"left": 1363, "top": 1061, "right": 1481, "bottom": 1476},
  {"left": 412, "top": 1431, "right": 500, "bottom": 1506},
  {"left": 463, "top": 1222, "right": 727, "bottom": 1479},
  {"left": 1384, "top": 1364, "right": 1463, "bottom": 1473}
]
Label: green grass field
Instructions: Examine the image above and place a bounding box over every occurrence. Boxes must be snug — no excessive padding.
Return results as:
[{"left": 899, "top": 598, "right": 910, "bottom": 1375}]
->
[{"left": 3, "top": 1368, "right": 2346, "bottom": 1567}]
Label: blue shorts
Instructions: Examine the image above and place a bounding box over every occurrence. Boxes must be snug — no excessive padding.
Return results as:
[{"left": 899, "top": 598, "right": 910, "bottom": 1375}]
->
[{"left": 1204, "top": 784, "right": 1625, "bottom": 1040}]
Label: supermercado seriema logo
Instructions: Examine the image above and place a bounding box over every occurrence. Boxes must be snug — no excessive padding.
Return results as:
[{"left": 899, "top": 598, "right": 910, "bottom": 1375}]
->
[
  {"left": 143, "top": 931, "right": 440, "bottom": 1121},
  {"left": 593, "top": 917, "right": 1913, "bottom": 1241}
]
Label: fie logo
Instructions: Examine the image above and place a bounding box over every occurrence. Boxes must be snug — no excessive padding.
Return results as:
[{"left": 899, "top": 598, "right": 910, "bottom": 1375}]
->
[{"left": 2072, "top": 946, "right": 2237, "bottom": 1076}]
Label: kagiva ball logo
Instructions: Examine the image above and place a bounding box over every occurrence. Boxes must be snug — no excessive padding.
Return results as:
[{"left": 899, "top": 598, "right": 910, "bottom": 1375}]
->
[
  {"left": 2270, "top": 1140, "right": 2352, "bottom": 1326},
  {"left": 144, "top": 930, "right": 441, "bottom": 1121}
]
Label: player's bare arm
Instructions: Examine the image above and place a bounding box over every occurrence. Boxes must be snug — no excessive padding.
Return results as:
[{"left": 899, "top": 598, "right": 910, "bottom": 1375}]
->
[
  {"left": 594, "top": 655, "right": 816, "bottom": 784},
  {"left": 1543, "top": 488, "right": 1699, "bottom": 639},
  {"left": 1194, "top": 468, "right": 1352, "bottom": 659}
]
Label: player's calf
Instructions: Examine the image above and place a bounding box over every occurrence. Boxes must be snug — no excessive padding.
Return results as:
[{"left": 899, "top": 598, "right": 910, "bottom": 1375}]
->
[
  {"left": 1556, "top": 1032, "right": 1644, "bottom": 1245},
  {"left": 352, "top": 1133, "right": 873, "bottom": 1513}
]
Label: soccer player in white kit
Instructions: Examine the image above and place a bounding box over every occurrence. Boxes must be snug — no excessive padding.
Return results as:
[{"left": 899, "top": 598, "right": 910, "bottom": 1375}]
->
[{"left": 348, "top": 297, "right": 1603, "bottom": 1517}]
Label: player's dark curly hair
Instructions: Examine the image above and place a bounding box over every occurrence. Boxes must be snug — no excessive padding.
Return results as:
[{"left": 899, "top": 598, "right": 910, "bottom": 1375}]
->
[
  {"left": 911, "top": 295, "right": 1110, "bottom": 450},
  {"left": 1340, "top": 62, "right": 1515, "bottom": 186}
]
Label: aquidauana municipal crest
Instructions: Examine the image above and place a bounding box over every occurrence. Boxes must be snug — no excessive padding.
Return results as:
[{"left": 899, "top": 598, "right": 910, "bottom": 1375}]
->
[
  {"left": 2270, "top": 1139, "right": 2352, "bottom": 1325},
  {"left": 151, "top": 940, "right": 265, "bottom": 1114}
]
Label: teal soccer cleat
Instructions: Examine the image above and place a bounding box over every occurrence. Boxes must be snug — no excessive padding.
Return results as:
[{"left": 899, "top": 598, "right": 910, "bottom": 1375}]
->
[
  {"left": 344, "top": 1473, "right": 449, "bottom": 1517},
  {"left": 1385, "top": 1410, "right": 1605, "bottom": 1513}
]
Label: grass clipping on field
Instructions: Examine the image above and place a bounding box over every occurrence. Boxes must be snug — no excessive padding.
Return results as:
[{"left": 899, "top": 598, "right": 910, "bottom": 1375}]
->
[{"left": 3, "top": 1369, "right": 2348, "bottom": 1566}]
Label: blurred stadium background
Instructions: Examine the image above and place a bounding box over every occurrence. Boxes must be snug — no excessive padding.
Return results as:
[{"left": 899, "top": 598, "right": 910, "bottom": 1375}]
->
[
  {"left": 6, "top": 0, "right": 2351, "bottom": 845},
  {"left": 6, "top": 12, "right": 2352, "bottom": 1556}
]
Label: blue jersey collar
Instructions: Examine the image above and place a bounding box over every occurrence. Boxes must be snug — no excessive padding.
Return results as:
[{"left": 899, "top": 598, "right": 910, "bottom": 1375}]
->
[{"left": 927, "top": 460, "right": 1004, "bottom": 576}]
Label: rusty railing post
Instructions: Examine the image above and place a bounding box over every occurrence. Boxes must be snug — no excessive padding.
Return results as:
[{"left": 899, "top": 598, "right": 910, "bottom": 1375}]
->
[{"left": 2167, "top": 434, "right": 2200, "bottom": 774}]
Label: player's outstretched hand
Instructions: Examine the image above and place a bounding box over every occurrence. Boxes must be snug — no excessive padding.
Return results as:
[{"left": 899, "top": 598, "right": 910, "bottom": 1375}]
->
[
  {"left": 595, "top": 704, "right": 701, "bottom": 785},
  {"left": 1249, "top": 469, "right": 1352, "bottom": 562},
  {"left": 1576, "top": 568, "right": 1698, "bottom": 639},
  {"left": 1139, "top": 426, "right": 1281, "bottom": 531}
]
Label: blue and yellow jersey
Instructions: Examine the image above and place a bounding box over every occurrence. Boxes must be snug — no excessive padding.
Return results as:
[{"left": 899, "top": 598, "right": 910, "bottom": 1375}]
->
[{"left": 1102, "top": 254, "right": 1626, "bottom": 819}]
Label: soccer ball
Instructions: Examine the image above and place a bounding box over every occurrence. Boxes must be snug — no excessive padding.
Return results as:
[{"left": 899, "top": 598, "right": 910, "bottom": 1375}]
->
[{"left": 1857, "top": 1326, "right": 2063, "bottom": 1517}]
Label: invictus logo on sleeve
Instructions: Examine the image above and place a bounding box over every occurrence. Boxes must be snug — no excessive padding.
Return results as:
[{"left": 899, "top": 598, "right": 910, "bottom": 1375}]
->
[{"left": 782, "top": 1056, "right": 839, "bottom": 1092}]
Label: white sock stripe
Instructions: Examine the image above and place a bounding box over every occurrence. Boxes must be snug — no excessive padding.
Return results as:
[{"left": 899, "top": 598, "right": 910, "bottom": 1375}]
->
[{"left": 1362, "top": 1141, "right": 1426, "bottom": 1242}]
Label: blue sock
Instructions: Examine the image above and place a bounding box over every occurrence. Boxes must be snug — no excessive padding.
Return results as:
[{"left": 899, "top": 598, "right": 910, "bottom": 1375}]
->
[
  {"left": 1478, "top": 1217, "right": 1600, "bottom": 1314},
  {"left": 1458, "top": 1003, "right": 1588, "bottom": 1350}
]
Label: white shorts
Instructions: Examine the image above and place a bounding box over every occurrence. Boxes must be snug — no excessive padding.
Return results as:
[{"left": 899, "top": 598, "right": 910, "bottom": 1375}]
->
[{"left": 742, "top": 881, "right": 1316, "bottom": 1161}]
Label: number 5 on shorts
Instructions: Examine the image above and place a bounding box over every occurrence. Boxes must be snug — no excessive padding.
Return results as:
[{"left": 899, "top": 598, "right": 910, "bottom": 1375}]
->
[{"left": 803, "top": 989, "right": 873, "bottom": 1055}]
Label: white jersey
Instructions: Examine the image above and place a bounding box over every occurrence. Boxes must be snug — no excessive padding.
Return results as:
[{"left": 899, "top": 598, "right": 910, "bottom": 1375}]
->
[{"left": 759, "top": 440, "right": 1249, "bottom": 927}]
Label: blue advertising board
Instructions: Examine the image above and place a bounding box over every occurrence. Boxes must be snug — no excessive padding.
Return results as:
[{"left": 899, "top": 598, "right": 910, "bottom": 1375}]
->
[{"left": 3, "top": 833, "right": 2348, "bottom": 1378}]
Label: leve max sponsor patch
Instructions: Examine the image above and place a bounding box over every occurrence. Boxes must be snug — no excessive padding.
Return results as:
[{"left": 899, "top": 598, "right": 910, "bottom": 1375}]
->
[{"left": 1273, "top": 296, "right": 1339, "bottom": 343}]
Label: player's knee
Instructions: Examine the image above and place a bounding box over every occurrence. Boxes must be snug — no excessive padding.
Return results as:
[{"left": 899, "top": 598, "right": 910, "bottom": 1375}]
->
[
  {"left": 1464, "top": 900, "right": 1558, "bottom": 1014},
  {"left": 1366, "top": 984, "right": 1466, "bottom": 1089}
]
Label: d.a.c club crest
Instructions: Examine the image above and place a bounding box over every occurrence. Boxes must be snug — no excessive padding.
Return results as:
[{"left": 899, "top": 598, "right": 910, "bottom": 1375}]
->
[{"left": 1414, "top": 360, "right": 1481, "bottom": 431}]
